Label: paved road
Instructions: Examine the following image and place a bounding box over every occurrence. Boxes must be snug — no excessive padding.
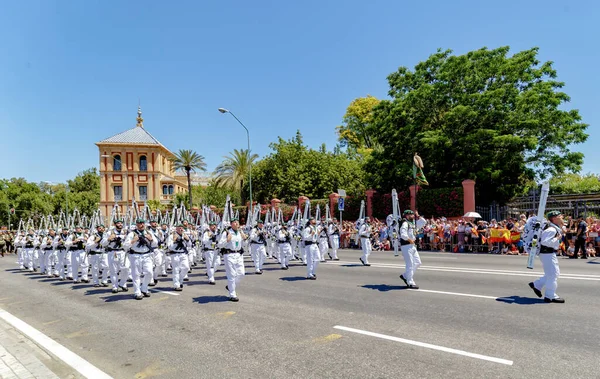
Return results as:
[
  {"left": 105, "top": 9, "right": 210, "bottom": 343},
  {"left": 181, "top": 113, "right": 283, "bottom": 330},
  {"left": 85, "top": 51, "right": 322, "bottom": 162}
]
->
[{"left": 0, "top": 250, "right": 599, "bottom": 379}]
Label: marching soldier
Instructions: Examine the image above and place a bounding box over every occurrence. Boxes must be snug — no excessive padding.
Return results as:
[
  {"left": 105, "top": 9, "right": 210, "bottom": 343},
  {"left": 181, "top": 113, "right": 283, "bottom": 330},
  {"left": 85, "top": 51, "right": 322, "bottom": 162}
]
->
[
  {"left": 167, "top": 224, "right": 192, "bottom": 291},
  {"left": 303, "top": 217, "right": 319, "bottom": 280},
  {"left": 202, "top": 221, "right": 220, "bottom": 285},
  {"left": 39, "top": 229, "right": 57, "bottom": 276},
  {"left": 318, "top": 220, "right": 329, "bottom": 263},
  {"left": 15, "top": 231, "right": 25, "bottom": 269},
  {"left": 277, "top": 223, "right": 293, "bottom": 270},
  {"left": 86, "top": 224, "right": 109, "bottom": 287},
  {"left": 101, "top": 219, "right": 129, "bottom": 294},
  {"left": 66, "top": 226, "right": 89, "bottom": 283},
  {"left": 250, "top": 220, "right": 267, "bottom": 275},
  {"left": 529, "top": 211, "right": 566, "bottom": 303},
  {"left": 359, "top": 218, "right": 372, "bottom": 266},
  {"left": 124, "top": 219, "right": 158, "bottom": 300},
  {"left": 22, "top": 228, "right": 39, "bottom": 272},
  {"left": 218, "top": 218, "right": 246, "bottom": 302},
  {"left": 53, "top": 227, "right": 70, "bottom": 279},
  {"left": 399, "top": 210, "right": 421, "bottom": 289},
  {"left": 328, "top": 219, "right": 340, "bottom": 261},
  {"left": 160, "top": 223, "right": 170, "bottom": 277},
  {"left": 147, "top": 219, "right": 164, "bottom": 287}
]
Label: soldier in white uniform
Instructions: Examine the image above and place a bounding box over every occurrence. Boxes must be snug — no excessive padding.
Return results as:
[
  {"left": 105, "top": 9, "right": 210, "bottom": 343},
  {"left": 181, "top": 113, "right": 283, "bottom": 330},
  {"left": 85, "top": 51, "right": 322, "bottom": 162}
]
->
[
  {"left": 303, "top": 217, "right": 320, "bottom": 280},
  {"left": 14, "top": 231, "right": 25, "bottom": 270},
  {"left": 359, "top": 218, "right": 372, "bottom": 266},
  {"left": 101, "top": 219, "right": 129, "bottom": 293},
  {"left": 318, "top": 220, "right": 329, "bottom": 263},
  {"left": 66, "top": 226, "right": 89, "bottom": 283},
  {"left": 218, "top": 218, "right": 246, "bottom": 302},
  {"left": 52, "top": 227, "right": 70, "bottom": 279},
  {"left": 250, "top": 220, "right": 267, "bottom": 275},
  {"left": 22, "top": 229, "right": 39, "bottom": 272},
  {"left": 328, "top": 219, "right": 340, "bottom": 261},
  {"left": 124, "top": 219, "right": 158, "bottom": 300},
  {"left": 277, "top": 223, "right": 293, "bottom": 270},
  {"left": 529, "top": 211, "right": 566, "bottom": 303},
  {"left": 202, "top": 221, "right": 220, "bottom": 285},
  {"left": 39, "top": 229, "right": 56, "bottom": 275},
  {"left": 147, "top": 220, "right": 164, "bottom": 287},
  {"left": 167, "top": 224, "right": 192, "bottom": 291},
  {"left": 86, "top": 225, "right": 109, "bottom": 287},
  {"left": 399, "top": 210, "right": 421, "bottom": 289}
]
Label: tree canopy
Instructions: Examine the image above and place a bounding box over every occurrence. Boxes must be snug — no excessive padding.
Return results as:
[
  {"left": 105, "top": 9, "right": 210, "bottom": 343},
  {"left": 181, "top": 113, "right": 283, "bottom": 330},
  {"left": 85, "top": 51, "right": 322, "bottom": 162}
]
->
[
  {"left": 250, "top": 131, "right": 366, "bottom": 203},
  {"left": 365, "top": 46, "right": 588, "bottom": 204}
]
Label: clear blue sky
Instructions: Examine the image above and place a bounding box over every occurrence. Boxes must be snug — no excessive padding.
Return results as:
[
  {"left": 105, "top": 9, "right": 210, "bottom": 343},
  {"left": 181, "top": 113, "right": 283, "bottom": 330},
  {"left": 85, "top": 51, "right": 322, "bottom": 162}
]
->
[{"left": 1, "top": 0, "right": 598, "bottom": 183}]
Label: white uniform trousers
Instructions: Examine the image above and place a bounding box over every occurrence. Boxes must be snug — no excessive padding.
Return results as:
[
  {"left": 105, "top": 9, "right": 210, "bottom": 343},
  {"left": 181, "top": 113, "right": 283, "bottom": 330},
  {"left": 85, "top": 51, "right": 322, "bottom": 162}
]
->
[
  {"left": 329, "top": 235, "right": 339, "bottom": 259},
  {"left": 17, "top": 248, "right": 24, "bottom": 269},
  {"left": 89, "top": 253, "right": 108, "bottom": 285},
  {"left": 401, "top": 244, "right": 421, "bottom": 285},
  {"left": 224, "top": 252, "right": 244, "bottom": 298},
  {"left": 188, "top": 248, "right": 196, "bottom": 267},
  {"left": 318, "top": 238, "right": 329, "bottom": 261},
  {"left": 70, "top": 250, "right": 88, "bottom": 281},
  {"left": 55, "top": 249, "right": 69, "bottom": 278},
  {"left": 533, "top": 252, "right": 560, "bottom": 299},
  {"left": 250, "top": 243, "right": 266, "bottom": 272},
  {"left": 169, "top": 252, "right": 189, "bottom": 289},
  {"left": 25, "top": 248, "right": 37, "bottom": 271},
  {"left": 204, "top": 250, "right": 219, "bottom": 283},
  {"left": 153, "top": 249, "right": 165, "bottom": 279},
  {"left": 360, "top": 238, "right": 372, "bottom": 264},
  {"left": 279, "top": 243, "right": 292, "bottom": 268},
  {"left": 305, "top": 243, "right": 320, "bottom": 278},
  {"left": 129, "top": 252, "right": 153, "bottom": 296},
  {"left": 39, "top": 249, "right": 52, "bottom": 274},
  {"left": 108, "top": 251, "right": 128, "bottom": 289}
]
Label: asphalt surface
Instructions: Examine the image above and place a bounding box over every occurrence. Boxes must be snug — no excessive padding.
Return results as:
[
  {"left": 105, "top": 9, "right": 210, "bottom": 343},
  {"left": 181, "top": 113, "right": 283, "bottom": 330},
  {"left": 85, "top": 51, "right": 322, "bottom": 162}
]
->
[{"left": 0, "top": 249, "right": 599, "bottom": 379}]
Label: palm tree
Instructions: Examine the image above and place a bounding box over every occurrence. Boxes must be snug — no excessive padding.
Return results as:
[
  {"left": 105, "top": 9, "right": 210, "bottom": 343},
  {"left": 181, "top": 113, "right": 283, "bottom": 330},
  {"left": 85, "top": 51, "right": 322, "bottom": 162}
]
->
[
  {"left": 170, "top": 149, "right": 207, "bottom": 210},
  {"left": 213, "top": 149, "right": 258, "bottom": 204}
]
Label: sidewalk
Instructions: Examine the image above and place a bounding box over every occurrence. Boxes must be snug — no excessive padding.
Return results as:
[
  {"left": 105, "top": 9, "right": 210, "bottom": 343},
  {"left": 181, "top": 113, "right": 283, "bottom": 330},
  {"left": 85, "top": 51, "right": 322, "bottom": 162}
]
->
[{"left": 0, "top": 316, "right": 82, "bottom": 379}]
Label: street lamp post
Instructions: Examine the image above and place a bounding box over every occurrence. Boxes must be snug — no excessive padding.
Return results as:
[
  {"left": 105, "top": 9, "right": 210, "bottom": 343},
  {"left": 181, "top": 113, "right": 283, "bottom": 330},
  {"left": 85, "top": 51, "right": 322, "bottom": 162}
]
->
[
  {"left": 101, "top": 155, "right": 129, "bottom": 213},
  {"left": 218, "top": 108, "right": 253, "bottom": 213}
]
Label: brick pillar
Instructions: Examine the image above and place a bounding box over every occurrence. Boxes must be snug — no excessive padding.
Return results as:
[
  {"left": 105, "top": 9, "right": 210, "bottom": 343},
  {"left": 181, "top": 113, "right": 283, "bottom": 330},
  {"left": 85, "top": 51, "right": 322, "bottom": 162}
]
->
[
  {"left": 328, "top": 193, "right": 339, "bottom": 219},
  {"left": 270, "top": 198, "right": 281, "bottom": 209},
  {"left": 409, "top": 185, "right": 421, "bottom": 211},
  {"left": 366, "top": 189, "right": 376, "bottom": 218},
  {"left": 462, "top": 179, "right": 476, "bottom": 214},
  {"left": 298, "top": 196, "right": 308, "bottom": 209}
]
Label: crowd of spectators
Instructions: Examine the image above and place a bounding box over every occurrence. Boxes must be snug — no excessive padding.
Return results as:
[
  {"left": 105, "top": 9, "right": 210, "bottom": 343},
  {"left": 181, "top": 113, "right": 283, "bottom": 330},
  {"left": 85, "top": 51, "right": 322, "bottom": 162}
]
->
[{"left": 338, "top": 215, "right": 599, "bottom": 257}]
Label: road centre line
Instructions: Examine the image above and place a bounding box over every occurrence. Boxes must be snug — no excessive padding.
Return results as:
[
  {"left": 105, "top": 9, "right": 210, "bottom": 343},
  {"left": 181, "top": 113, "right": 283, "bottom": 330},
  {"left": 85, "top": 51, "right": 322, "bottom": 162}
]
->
[
  {"left": 0, "top": 308, "right": 113, "bottom": 379},
  {"left": 329, "top": 261, "right": 600, "bottom": 280},
  {"left": 413, "top": 289, "right": 514, "bottom": 301},
  {"left": 333, "top": 325, "right": 513, "bottom": 366},
  {"left": 149, "top": 289, "right": 180, "bottom": 296}
]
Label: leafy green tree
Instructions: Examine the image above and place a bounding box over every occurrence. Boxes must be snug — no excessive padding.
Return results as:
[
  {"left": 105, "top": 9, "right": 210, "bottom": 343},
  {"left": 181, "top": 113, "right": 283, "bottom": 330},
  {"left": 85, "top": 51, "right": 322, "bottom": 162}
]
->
[
  {"left": 193, "top": 181, "right": 240, "bottom": 208},
  {"left": 549, "top": 173, "right": 600, "bottom": 194},
  {"left": 213, "top": 149, "right": 258, "bottom": 204},
  {"left": 250, "top": 131, "right": 366, "bottom": 203},
  {"left": 336, "top": 95, "right": 381, "bottom": 155},
  {"left": 367, "top": 46, "right": 588, "bottom": 204},
  {"left": 170, "top": 149, "right": 207, "bottom": 210}
]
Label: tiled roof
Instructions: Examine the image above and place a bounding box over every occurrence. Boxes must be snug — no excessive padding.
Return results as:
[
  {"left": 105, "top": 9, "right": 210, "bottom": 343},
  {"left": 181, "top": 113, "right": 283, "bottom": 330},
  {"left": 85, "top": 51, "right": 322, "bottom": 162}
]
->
[{"left": 97, "top": 127, "right": 163, "bottom": 145}]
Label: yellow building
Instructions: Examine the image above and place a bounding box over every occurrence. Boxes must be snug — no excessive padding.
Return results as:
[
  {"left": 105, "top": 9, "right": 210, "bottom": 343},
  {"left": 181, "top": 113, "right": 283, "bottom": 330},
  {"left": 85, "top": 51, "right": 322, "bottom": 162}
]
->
[{"left": 96, "top": 107, "right": 187, "bottom": 217}]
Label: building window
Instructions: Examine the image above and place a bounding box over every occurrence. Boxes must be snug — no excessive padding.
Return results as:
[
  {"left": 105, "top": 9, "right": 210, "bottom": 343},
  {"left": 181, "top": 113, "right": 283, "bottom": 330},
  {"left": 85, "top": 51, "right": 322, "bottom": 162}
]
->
[
  {"left": 162, "top": 185, "right": 168, "bottom": 195},
  {"left": 139, "top": 186, "right": 147, "bottom": 201},
  {"left": 114, "top": 186, "right": 123, "bottom": 201},
  {"left": 114, "top": 155, "right": 122, "bottom": 171},
  {"left": 168, "top": 185, "right": 174, "bottom": 195},
  {"left": 140, "top": 155, "right": 147, "bottom": 171}
]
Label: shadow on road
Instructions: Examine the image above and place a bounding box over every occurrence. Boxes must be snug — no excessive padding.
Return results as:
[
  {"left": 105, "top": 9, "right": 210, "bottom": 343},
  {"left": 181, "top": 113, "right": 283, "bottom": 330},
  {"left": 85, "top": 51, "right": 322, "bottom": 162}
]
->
[
  {"left": 193, "top": 295, "right": 230, "bottom": 304},
  {"left": 4, "top": 268, "right": 22, "bottom": 272},
  {"left": 50, "top": 281, "right": 74, "bottom": 286},
  {"left": 496, "top": 296, "right": 545, "bottom": 305},
  {"left": 280, "top": 276, "right": 309, "bottom": 282},
  {"left": 341, "top": 264, "right": 363, "bottom": 267},
  {"left": 84, "top": 288, "right": 112, "bottom": 296},
  {"left": 361, "top": 284, "right": 406, "bottom": 292},
  {"left": 100, "top": 294, "right": 134, "bottom": 302}
]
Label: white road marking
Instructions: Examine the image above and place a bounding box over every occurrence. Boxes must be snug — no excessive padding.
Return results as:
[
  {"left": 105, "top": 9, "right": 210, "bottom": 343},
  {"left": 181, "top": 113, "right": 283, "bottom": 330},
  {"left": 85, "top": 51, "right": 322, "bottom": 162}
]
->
[
  {"left": 0, "top": 308, "right": 113, "bottom": 379},
  {"left": 413, "top": 289, "right": 514, "bottom": 302},
  {"left": 329, "top": 261, "right": 600, "bottom": 281},
  {"left": 149, "top": 289, "right": 180, "bottom": 296},
  {"left": 333, "top": 325, "right": 513, "bottom": 366}
]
